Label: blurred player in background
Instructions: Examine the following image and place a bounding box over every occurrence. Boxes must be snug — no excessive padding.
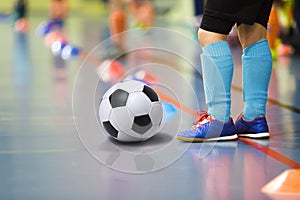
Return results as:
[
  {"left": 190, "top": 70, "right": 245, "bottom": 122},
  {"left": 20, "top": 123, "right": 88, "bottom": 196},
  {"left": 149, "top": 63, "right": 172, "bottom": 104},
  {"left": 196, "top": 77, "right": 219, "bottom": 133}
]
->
[
  {"left": 13, "top": 0, "right": 28, "bottom": 32},
  {"left": 49, "top": 0, "right": 69, "bottom": 25},
  {"left": 108, "top": 0, "right": 154, "bottom": 47}
]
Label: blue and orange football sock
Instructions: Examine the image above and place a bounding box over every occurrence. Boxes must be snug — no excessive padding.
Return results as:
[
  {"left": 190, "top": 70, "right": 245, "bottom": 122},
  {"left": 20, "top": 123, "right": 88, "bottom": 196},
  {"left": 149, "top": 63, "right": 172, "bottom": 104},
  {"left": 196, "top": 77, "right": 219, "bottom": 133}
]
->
[
  {"left": 242, "top": 39, "right": 272, "bottom": 120},
  {"left": 201, "top": 41, "right": 233, "bottom": 122}
]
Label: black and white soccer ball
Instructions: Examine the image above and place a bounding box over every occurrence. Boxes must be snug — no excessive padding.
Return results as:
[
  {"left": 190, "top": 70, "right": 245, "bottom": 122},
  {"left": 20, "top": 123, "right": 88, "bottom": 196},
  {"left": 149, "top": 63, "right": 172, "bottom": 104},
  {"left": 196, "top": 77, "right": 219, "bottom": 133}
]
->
[{"left": 99, "top": 80, "right": 164, "bottom": 142}]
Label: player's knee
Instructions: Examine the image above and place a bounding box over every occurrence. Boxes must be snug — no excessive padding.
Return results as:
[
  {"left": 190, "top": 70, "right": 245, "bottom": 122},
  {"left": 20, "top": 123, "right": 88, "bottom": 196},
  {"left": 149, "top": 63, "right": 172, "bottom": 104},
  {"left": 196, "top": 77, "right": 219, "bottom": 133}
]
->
[
  {"left": 198, "top": 28, "right": 227, "bottom": 47},
  {"left": 238, "top": 23, "right": 267, "bottom": 48},
  {"left": 197, "top": 28, "right": 207, "bottom": 47}
]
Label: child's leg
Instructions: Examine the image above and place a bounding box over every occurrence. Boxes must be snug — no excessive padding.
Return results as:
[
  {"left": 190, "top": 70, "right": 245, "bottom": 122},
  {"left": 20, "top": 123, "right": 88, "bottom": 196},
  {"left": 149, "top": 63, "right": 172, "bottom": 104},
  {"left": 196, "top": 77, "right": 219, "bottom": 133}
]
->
[
  {"left": 201, "top": 40, "right": 234, "bottom": 122},
  {"left": 242, "top": 39, "right": 272, "bottom": 120}
]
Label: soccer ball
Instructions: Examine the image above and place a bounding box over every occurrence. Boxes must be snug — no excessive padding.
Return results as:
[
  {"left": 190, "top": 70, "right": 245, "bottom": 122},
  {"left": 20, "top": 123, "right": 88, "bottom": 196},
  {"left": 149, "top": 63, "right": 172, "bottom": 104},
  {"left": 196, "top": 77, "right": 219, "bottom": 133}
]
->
[{"left": 99, "top": 80, "right": 164, "bottom": 142}]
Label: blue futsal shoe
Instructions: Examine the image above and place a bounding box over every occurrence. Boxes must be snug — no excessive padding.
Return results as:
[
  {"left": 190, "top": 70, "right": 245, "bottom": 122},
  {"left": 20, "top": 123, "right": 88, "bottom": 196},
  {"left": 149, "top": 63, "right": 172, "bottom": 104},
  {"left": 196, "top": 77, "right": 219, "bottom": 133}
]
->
[
  {"left": 235, "top": 114, "right": 270, "bottom": 138},
  {"left": 176, "top": 111, "right": 238, "bottom": 142}
]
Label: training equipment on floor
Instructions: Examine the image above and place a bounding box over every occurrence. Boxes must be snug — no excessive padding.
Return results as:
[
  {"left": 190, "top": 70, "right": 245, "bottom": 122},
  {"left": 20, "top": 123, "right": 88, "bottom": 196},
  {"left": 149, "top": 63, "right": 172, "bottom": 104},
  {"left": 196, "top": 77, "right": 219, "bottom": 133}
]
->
[{"left": 99, "top": 79, "right": 163, "bottom": 142}]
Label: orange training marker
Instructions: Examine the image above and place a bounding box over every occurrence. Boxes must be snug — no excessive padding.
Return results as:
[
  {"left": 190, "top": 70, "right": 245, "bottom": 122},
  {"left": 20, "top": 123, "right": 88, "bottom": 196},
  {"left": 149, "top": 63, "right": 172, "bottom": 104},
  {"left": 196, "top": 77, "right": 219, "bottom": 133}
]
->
[
  {"left": 97, "top": 60, "right": 125, "bottom": 83},
  {"left": 262, "top": 169, "right": 300, "bottom": 200}
]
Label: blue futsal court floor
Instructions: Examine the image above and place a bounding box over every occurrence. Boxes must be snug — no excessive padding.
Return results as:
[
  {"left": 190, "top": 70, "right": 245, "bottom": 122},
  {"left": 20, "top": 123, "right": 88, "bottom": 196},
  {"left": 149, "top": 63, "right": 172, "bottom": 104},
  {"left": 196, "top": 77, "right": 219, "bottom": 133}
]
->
[{"left": 1, "top": 4, "right": 300, "bottom": 200}]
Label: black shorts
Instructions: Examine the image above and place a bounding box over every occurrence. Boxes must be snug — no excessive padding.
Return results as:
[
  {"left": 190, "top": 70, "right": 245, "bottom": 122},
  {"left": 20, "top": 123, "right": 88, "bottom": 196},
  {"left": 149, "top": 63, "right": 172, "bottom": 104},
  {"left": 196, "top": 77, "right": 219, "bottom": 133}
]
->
[{"left": 200, "top": 0, "right": 273, "bottom": 34}]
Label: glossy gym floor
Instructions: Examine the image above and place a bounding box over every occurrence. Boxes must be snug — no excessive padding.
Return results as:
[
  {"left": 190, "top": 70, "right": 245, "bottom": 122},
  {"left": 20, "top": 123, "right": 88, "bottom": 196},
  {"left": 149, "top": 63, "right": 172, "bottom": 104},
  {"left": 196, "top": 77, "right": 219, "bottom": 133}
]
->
[{"left": 1, "top": 1, "right": 300, "bottom": 200}]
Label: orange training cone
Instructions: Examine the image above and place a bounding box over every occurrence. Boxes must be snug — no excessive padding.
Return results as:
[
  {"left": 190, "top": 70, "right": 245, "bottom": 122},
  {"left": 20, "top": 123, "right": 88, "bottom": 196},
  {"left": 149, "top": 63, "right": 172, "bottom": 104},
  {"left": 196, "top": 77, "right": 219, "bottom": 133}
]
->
[
  {"left": 261, "top": 169, "right": 300, "bottom": 200},
  {"left": 97, "top": 60, "right": 125, "bottom": 83}
]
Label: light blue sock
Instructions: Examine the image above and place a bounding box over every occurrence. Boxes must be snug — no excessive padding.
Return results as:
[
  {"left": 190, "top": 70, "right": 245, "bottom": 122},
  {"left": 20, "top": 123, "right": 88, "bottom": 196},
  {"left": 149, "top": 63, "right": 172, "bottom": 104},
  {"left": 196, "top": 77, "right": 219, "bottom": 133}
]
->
[
  {"left": 201, "top": 41, "right": 233, "bottom": 122},
  {"left": 242, "top": 39, "right": 272, "bottom": 120}
]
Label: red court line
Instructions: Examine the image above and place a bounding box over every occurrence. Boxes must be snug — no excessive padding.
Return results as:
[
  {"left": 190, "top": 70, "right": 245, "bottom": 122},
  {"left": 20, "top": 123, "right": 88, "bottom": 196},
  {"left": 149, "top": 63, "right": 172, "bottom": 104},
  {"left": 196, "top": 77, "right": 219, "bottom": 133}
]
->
[
  {"left": 149, "top": 56, "right": 300, "bottom": 169},
  {"left": 230, "top": 85, "right": 300, "bottom": 168},
  {"left": 239, "top": 138, "right": 300, "bottom": 169},
  {"left": 232, "top": 85, "right": 300, "bottom": 113},
  {"left": 155, "top": 90, "right": 199, "bottom": 118},
  {"left": 158, "top": 86, "right": 300, "bottom": 169}
]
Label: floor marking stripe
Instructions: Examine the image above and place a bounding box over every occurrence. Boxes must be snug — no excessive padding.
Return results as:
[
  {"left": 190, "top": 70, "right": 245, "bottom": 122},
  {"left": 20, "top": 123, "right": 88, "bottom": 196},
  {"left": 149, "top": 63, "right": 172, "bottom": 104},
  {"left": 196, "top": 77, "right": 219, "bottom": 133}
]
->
[
  {"left": 232, "top": 85, "right": 300, "bottom": 113},
  {"left": 231, "top": 85, "right": 300, "bottom": 168},
  {"left": 155, "top": 90, "right": 199, "bottom": 118},
  {"left": 150, "top": 53, "right": 300, "bottom": 168},
  {"left": 239, "top": 138, "right": 300, "bottom": 169},
  {"left": 158, "top": 85, "right": 300, "bottom": 169}
]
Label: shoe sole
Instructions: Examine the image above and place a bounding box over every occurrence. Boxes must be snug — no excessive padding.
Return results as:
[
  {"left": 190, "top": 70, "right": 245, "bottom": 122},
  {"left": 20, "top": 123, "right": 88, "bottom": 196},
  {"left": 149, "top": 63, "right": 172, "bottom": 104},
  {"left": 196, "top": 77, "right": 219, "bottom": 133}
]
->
[
  {"left": 238, "top": 132, "right": 270, "bottom": 138},
  {"left": 176, "top": 134, "right": 238, "bottom": 142}
]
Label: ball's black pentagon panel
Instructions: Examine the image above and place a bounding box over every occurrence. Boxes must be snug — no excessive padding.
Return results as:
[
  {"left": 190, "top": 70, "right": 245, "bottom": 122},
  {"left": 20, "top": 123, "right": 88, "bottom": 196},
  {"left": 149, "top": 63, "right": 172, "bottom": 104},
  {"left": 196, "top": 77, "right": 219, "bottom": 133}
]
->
[
  {"left": 102, "top": 84, "right": 118, "bottom": 99},
  {"left": 132, "top": 115, "right": 152, "bottom": 134},
  {"left": 109, "top": 89, "right": 129, "bottom": 108},
  {"left": 142, "top": 85, "right": 159, "bottom": 102},
  {"left": 103, "top": 121, "right": 119, "bottom": 138}
]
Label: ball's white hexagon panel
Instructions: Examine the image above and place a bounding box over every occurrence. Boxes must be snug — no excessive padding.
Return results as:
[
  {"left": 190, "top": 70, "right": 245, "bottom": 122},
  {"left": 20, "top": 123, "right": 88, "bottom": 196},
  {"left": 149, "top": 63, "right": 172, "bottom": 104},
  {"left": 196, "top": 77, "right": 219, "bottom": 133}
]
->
[
  {"left": 99, "top": 97, "right": 112, "bottom": 122},
  {"left": 118, "top": 80, "right": 145, "bottom": 93},
  {"left": 110, "top": 107, "right": 134, "bottom": 132},
  {"left": 127, "top": 92, "right": 152, "bottom": 116},
  {"left": 149, "top": 102, "right": 163, "bottom": 126}
]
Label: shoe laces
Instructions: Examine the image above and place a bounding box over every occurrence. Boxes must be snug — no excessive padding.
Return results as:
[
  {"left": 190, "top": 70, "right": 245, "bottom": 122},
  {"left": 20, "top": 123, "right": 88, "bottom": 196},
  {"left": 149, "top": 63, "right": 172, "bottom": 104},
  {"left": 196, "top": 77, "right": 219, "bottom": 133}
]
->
[{"left": 192, "top": 110, "right": 214, "bottom": 130}]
